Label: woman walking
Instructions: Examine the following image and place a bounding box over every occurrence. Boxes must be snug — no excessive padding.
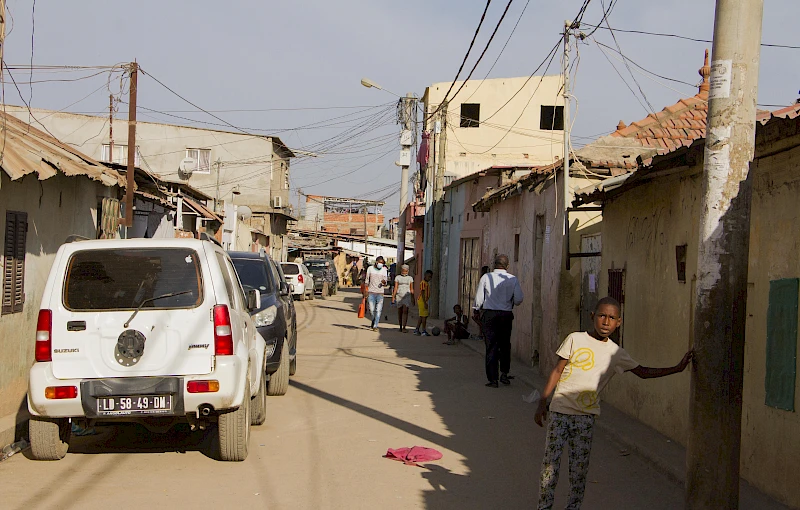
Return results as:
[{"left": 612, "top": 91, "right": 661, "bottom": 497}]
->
[{"left": 392, "top": 265, "right": 414, "bottom": 333}]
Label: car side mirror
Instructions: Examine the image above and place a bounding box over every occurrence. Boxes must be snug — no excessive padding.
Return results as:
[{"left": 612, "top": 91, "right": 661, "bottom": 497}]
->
[
  {"left": 280, "top": 282, "right": 290, "bottom": 297},
  {"left": 246, "top": 288, "right": 261, "bottom": 311}
]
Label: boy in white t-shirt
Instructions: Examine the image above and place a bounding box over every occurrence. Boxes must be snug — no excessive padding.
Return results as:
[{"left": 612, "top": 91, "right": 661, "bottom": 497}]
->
[{"left": 534, "top": 297, "right": 693, "bottom": 510}]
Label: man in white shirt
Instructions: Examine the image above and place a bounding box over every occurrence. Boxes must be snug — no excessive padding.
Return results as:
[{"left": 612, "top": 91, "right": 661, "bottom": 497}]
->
[
  {"left": 364, "top": 256, "right": 389, "bottom": 331},
  {"left": 473, "top": 254, "right": 524, "bottom": 387}
]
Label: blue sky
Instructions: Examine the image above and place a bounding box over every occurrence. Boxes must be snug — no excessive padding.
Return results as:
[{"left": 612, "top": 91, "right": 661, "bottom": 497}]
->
[{"left": 4, "top": 0, "right": 798, "bottom": 216}]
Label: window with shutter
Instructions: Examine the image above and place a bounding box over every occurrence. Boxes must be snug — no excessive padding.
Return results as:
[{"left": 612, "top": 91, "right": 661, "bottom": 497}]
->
[{"left": 2, "top": 211, "right": 28, "bottom": 315}]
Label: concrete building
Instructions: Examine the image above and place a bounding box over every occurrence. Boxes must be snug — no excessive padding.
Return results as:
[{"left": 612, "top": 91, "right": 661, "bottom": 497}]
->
[
  {"left": 573, "top": 103, "right": 800, "bottom": 508},
  {"left": 5, "top": 107, "right": 295, "bottom": 259},
  {"left": 300, "top": 195, "right": 385, "bottom": 237},
  {"left": 421, "top": 75, "right": 566, "bottom": 178},
  {"left": 0, "top": 113, "right": 124, "bottom": 449}
]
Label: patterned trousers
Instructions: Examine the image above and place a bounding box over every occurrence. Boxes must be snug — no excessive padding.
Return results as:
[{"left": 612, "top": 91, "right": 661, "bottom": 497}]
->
[{"left": 538, "top": 412, "right": 596, "bottom": 510}]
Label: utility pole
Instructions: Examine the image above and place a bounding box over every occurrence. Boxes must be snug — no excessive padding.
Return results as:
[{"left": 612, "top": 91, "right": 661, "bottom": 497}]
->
[
  {"left": 123, "top": 62, "right": 138, "bottom": 228},
  {"left": 397, "top": 93, "right": 417, "bottom": 265},
  {"left": 429, "top": 101, "right": 447, "bottom": 318},
  {"left": 685, "top": 1, "right": 763, "bottom": 509},
  {"left": 0, "top": 0, "right": 5, "bottom": 83},
  {"left": 562, "top": 21, "right": 571, "bottom": 233},
  {"left": 214, "top": 158, "right": 222, "bottom": 212},
  {"left": 363, "top": 202, "right": 369, "bottom": 261},
  {"left": 109, "top": 94, "right": 114, "bottom": 163}
]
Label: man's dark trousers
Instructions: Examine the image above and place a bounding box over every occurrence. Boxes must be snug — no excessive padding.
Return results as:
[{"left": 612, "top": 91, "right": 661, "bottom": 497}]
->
[{"left": 482, "top": 309, "right": 514, "bottom": 383}]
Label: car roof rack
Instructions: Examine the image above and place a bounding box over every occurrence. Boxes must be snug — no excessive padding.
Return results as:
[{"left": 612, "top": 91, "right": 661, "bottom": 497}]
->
[
  {"left": 199, "top": 232, "right": 223, "bottom": 248},
  {"left": 65, "top": 234, "right": 91, "bottom": 243}
]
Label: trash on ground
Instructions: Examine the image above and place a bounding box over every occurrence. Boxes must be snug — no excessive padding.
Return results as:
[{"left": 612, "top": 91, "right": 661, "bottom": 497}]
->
[
  {"left": 523, "top": 389, "right": 541, "bottom": 404},
  {"left": 384, "top": 446, "right": 443, "bottom": 467},
  {"left": 1, "top": 439, "right": 29, "bottom": 461}
]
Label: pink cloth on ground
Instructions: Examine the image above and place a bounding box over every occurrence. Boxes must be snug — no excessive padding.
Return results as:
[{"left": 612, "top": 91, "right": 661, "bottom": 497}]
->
[{"left": 384, "top": 446, "right": 443, "bottom": 466}]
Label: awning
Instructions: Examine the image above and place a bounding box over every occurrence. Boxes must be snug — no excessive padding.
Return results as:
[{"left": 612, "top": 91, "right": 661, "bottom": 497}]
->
[
  {"left": 182, "top": 196, "right": 222, "bottom": 222},
  {"left": 0, "top": 112, "right": 124, "bottom": 187}
]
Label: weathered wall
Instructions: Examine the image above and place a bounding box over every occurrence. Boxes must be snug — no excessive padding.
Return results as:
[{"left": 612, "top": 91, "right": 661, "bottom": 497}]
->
[
  {"left": 598, "top": 136, "right": 800, "bottom": 507},
  {"left": 741, "top": 143, "right": 800, "bottom": 508},
  {"left": 441, "top": 184, "right": 466, "bottom": 314},
  {"left": 598, "top": 170, "right": 700, "bottom": 446},
  {"left": 0, "top": 172, "right": 115, "bottom": 447},
  {"left": 478, "top": 175, "right": 600, "bottom": 371}
]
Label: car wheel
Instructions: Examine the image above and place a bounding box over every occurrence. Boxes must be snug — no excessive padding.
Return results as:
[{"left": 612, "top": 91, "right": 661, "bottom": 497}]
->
[
  {"left": 250, "top": 364, "right": 267, "bottom": 426},
  {"left": 309, "top": 289, "right": 315, "bottom": 300},
  {"left": 298, "top": 290, "right": 306, "bottom": 301},
  {"left": 29, "top": 417, "right": 70, "bottom": 461},
  {"left": 289, "top": 356, "right": 297, "bottom": 376},
  {"left": 218, "top": 369, "right": 251, "bottom": 462},
  {"left": 267, "top": 341, "right": 289, "bottom": 396}
]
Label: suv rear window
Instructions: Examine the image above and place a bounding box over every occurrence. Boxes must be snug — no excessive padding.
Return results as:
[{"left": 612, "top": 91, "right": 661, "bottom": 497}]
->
[
  {"left": 232, "top": 258, "right": 275, "bottom": 294},
  {"left": 63, "top": 248, "right": 203, "bottom": 311},
  {"left": 305, "top": 261, "right": 328, "bottom": 270},
  {"left": 281, "top": 263, "right": 300, "bottom": 275}
]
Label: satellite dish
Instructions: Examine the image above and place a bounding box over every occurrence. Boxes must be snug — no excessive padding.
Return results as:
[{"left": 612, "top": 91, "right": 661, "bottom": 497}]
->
[
  {"left": 179, "top": 157, "right": 197, "bottom": 175},
  {"left": 237, "top": 205, "right": 252, "bottom": 221}
]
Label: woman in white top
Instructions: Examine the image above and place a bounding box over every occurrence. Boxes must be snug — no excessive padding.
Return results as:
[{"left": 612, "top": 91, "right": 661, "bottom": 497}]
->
[{"left": 392, "top": 265, "right": 414, "bottom": 333}]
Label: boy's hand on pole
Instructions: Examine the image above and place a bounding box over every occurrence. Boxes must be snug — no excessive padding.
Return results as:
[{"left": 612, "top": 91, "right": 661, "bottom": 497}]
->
[{"left": 677, "top": 350, "right": 694, "bottom": 371}]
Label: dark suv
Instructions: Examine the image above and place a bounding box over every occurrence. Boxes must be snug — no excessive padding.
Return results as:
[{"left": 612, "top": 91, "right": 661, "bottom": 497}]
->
[
  {"left": 304, "top": 258, "right": 338, "bottom": 296},
  {"left": 230, "top": 252, "right": 297, "bottom": 396}
]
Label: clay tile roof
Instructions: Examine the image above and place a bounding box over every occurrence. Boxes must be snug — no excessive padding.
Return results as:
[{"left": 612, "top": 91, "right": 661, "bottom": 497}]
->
[{"left": 608, "top": 51, "right": 710, "bottom": 155}]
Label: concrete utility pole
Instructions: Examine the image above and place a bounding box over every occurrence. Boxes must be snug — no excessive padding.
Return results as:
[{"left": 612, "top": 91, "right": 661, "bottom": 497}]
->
[
  {"left": 214, "top": 158, "right": 222, "bottom": 213},
  {"left": 430, "top": 101, "right": 447, "bottom": 318},
  {"left": 0, "top": 0, "right": 5, "bottom": 81},
  {"left": 562, "top": 21, "right": 571, "bottom": 232},
  {"left": 397, "top": 93, "right": 417, "bottom": 265},
  {"left": 363, "top": 202, "right": 369, "bottom": 261},
  {"left": 109, "top": 94, "right": 114, "bottom": 163},
  {"left": 685, "top": 1, "right": 763, "bottom": 508},
  {"left": 123, "top": 62, "right": 138, "bottom": 228}
]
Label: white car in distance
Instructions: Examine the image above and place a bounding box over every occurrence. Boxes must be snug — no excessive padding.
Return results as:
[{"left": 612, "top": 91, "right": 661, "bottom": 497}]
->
[{"left": 280, "top": 262, "right": 314, "bottom": 301}]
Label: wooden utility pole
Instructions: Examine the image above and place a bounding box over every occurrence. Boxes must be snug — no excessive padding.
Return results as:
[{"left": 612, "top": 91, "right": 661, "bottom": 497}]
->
[
  {"left": 123, "top": 62, "right": 138, "bottom": 227},
  {"left": 562, "top": 21, "right": 571, "bottom": 233},
  {"left": 429, "top": 101, "right": 447, "bottom": 318},
  {"left": 685, "top": 1, "right": 763, "bottom": 508}
]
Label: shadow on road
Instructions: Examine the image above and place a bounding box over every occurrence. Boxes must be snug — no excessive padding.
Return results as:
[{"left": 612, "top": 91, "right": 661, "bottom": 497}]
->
[{"left": 65, "top": 422, "right": 216, "bottom": 459}]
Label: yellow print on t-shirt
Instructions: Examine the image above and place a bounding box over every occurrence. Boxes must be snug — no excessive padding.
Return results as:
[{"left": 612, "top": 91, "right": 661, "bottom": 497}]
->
[
  {"left": 577, "top": 390, "right": 600, "bottom": 411},
  {"left": 559, "top": 347, "right": 595, "bottom": 382}
]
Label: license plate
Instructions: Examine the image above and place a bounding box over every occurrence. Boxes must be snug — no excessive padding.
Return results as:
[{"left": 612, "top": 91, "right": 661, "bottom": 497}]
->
[{"left": 96, "top": 395, "right": 173, "bottom": 416}]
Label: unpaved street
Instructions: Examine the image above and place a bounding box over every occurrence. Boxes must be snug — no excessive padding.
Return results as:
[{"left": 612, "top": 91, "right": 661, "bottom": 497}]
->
[{"left": 1, "top": 289, "right": 685, "bottom": 509}]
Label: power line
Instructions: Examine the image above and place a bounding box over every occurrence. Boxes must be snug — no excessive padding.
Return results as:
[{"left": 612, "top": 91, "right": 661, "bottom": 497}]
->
[
  {"left": 580, "top": 23, "right": 800, "bottom": 50},
  {"left": 592, "top": 39, "right": 697, "bottom": 88},
  {"left": 438, "top": 0, "right": 494, "bottom": 107},
  {"left": 3, "top": 62, "right": 60, "bottom": 141}
]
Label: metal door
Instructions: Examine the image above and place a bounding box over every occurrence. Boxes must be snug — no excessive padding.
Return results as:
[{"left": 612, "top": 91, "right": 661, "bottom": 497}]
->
[
  {"left": 460, "top": 238, "right": 481, "bottom": 313},
  {"left": 580, "top": 234, "right": 602, "bottom": 332}
]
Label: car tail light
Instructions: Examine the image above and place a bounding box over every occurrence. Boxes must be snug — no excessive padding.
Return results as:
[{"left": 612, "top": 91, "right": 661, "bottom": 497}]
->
[
  {"left": 45, "top": 386, "right": 78, "bottom": 399},
  {"left": 35, "top": 309, "right": 52, "bottom": 362},
  {"left": 298, "top": 274, "right": 304, "bottom": 284},
  {"left": 187, "top": 380, "right": 220, "bottom": 393},
  {"left": 213, "top": 305, "right": 234, "bottom": 355}
]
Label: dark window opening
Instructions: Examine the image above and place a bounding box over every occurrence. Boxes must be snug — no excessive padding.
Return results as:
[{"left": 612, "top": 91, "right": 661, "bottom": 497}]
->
[
  {"left": 607, "top": 268, "right": 626, "bottom": 345},
  {"left": 540, "top": 105, "right": 564, "bottom": 130},
  {"left": 676, "top": 245, "right": 688, "bottom": 283},
  {"left": 514, "top": 234, "right": 520, "bottom": 262},
  {"left": 2, "top": 211, "right": 27, "bottom": 315},
  {"left": 460, "top": 103, "right": 480, "bottom": 128}
]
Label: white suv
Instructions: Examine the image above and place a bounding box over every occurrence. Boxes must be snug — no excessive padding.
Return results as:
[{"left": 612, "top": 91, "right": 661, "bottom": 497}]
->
[
  {"left": 280, "top": 262, "right": 315, "bottom": 301},
  {"left": 27, "top": 238, "right": 267, "bottom": 462}
]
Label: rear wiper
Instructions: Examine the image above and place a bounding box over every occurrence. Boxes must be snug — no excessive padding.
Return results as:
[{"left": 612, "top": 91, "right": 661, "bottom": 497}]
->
[{"left": 123, "top": 290, "right": 193, "bottom": 328}]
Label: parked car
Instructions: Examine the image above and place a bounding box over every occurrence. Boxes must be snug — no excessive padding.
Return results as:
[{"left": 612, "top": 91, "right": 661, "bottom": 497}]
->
[
  {"left": 281, "top": 262, "right": 314, "bottom": 301},
  {"left": 229, "top": 251, "right": 297, "bottom": 396},
  {"left": 304, "top": 258, "right": 338, "bottom": 296},
  {"left": 27, "top": 238, "right": 266, "bottom": 462}
]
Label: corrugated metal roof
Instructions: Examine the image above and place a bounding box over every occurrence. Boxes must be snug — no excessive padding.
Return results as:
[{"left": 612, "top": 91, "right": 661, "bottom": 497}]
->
[{"left": 0, "top": 111, "right": 124, "bottom": 187}]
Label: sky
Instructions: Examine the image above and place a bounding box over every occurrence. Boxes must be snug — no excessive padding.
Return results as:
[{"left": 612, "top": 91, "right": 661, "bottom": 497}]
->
[{"left": 3, "top": 0, "right": 799, "bottom": 219}]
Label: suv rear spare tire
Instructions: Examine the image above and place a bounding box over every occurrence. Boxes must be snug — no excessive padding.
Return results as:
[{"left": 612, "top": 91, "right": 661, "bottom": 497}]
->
[
  {"left": 29, "top": 417, "right": 70, "bottom": 461},
  {"left": 268, "top": 341, "right": 290, "bottom": 396},
  {"left": 217, "top": 371, "right": 251, "bottom": 461}
]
